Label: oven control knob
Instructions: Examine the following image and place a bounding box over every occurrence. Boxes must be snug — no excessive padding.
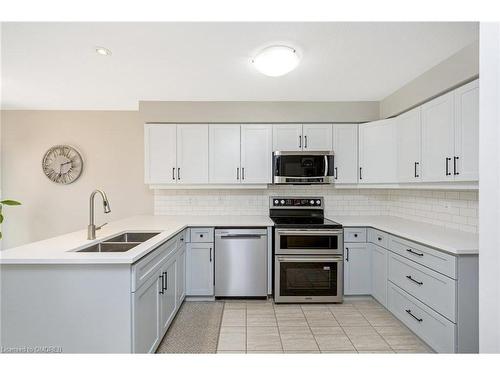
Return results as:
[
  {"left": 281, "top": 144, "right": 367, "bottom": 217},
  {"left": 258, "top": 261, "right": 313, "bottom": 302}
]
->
[
  {"left": 280, "top": 200, "right": 285, "bottom": 205},
  {"left": 316, "top": 200, "right": 321, "bottom": 205},
  {"left": 274, "top": 199, "right": 279, "bottom": 205},
  {"left": 310, "top": 200, "right": 315, "bottom": 205}
]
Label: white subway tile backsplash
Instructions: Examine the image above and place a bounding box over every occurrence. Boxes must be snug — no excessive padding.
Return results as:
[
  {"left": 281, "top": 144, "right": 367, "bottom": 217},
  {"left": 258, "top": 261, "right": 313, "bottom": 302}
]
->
[{"left": 154, "top": 186, "right": 478, "bottom": 233}]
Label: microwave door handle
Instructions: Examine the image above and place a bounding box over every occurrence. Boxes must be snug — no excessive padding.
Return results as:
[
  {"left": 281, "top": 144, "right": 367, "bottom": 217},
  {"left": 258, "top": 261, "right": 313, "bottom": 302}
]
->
[{"left": 324, "top": 155, "right": 328, "bottom": 176}]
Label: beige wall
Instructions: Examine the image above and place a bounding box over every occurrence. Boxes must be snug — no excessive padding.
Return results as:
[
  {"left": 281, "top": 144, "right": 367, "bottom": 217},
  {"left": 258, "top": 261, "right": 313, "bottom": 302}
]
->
[
  {"left": 380, "top": 41, "right": 479, "bottom": 118},
  {"left": 139, "top": 101, "right": 380, "bottom": 123},
  {"left": 0, "top": 110, "right": 153, "bottom": 249}
]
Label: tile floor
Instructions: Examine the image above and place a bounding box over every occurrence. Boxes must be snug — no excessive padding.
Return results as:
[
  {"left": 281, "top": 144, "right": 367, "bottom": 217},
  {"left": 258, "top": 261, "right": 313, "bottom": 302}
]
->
[{"left": 216, "top": 297, "right": 434, "bottom": 354}]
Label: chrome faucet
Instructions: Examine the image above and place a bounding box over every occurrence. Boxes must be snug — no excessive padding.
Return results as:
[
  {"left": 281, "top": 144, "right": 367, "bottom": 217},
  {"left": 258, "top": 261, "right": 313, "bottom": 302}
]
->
[{"left": 88, "top": 189, "right": 111, "bottom": 240}]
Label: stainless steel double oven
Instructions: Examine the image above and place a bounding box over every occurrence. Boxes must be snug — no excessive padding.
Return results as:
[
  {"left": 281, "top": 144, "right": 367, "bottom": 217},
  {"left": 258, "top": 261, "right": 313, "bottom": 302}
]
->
[{"left": 271, "top": 197, "right": 344, "bottom": 303}]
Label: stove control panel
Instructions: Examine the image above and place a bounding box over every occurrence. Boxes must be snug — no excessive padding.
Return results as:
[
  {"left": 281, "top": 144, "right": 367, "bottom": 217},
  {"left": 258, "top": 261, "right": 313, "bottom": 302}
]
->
[{"left": 270, "top": 197, "right": 323, "bottom": 209}]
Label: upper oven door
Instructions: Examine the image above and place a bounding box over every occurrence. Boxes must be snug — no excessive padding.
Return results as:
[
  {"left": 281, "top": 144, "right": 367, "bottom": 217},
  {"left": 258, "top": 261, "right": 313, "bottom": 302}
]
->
[
  {"left": 273, "top": 151, "right": 334, "bottom": 184},
  {"left": 275, "top": 229, "right": 343, "bottom": 255}
]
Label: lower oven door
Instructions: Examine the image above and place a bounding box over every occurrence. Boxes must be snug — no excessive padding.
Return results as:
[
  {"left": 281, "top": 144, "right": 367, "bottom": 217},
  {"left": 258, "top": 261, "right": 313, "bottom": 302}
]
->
[{"left": 274, "top": 255, "right": 343, "bottom": 303}]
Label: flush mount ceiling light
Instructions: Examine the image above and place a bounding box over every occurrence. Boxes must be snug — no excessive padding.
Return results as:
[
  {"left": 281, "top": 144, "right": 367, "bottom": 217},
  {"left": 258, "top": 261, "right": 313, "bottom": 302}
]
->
[
  {"left": 95, "top": 46, "right": 112, "bottom": 56},
  {"left": 252, "top": 45, "right": 299, "bottom": 77}
]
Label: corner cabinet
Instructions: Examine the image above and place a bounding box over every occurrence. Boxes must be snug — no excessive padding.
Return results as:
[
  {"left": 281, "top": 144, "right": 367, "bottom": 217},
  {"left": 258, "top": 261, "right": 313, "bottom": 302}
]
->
[
  {"left": 397, "top": 107, "right": 422, "bottom": 182},
  {"left": 358, "top": 118, "right": 397, "bottom": 184},
  {"left": 332, "top": 124, "right": 358, "bottom": 183}
]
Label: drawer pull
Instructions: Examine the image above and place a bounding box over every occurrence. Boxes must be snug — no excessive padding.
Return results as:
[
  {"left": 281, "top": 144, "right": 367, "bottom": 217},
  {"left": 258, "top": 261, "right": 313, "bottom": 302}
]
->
[
  {"left": 378, "top": 237, "right": 382, "bottom": 241},
  {"left": 354, "top": 233, "right": 358, "bottom": 238},
  {"left": 406, "top": 275, "right": 423, "bottom": 285},
  {"left": 405, "top": 309, "right": 423, "bottom": 322},
  {"left": 406, "top": 248, "right": 424, "bottom": 257}
]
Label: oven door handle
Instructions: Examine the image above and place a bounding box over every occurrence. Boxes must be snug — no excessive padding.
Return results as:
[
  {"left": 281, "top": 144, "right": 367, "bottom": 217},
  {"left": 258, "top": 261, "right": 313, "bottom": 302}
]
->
[
  {"left": 276, "top": 256, "right": 343, "bottom": 263},
  {"left": 276, "top": 229, "right": 343, "bottom": 236}
]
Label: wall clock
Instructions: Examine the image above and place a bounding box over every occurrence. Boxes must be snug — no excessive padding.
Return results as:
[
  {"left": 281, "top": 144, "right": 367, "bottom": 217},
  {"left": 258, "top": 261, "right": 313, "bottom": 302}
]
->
[{"left": 42, "top": 145, "right": 83, "bottom": 184}]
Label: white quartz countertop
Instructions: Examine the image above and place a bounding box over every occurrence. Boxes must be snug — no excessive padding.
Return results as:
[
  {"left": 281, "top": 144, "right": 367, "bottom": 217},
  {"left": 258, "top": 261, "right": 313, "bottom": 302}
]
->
[
  {"left": 0, "top": 215, "right": 274, "bottom": 265},
  {"left": 330, "top": 215, "right": 478, "bottom": 255},
  {"left": 0, "top": 214, "right": 477, "bottom": 265}
]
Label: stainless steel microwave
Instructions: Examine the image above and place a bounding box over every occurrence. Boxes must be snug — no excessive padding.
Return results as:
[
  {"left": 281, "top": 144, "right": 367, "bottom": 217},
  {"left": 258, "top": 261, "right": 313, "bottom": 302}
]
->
[{"left": 272, "top": 151, "right": 334, "bottom": 184}]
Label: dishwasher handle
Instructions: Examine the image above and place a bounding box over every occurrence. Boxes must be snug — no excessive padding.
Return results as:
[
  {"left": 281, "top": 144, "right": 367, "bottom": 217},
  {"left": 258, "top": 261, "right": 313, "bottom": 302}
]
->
[{"left": 218, "top": 234, "right": 265, "bottom": 239}]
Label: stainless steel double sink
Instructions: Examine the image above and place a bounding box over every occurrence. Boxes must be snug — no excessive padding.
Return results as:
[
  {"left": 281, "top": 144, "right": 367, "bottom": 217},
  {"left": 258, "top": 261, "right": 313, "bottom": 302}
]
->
[{"left": 76, "top": 232, "right": 161, "bottom": 253}]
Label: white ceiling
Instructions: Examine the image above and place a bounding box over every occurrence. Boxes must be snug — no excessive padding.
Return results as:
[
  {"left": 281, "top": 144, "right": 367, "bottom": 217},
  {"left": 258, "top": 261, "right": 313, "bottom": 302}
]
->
[{"left": 1, "top": 22, "right": 478, "bottom": 110}]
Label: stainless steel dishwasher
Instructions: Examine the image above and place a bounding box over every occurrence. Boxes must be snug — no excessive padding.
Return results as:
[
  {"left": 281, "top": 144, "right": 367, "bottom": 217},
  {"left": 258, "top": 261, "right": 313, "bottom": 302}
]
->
[{"left": 215, "top": 228, "right": 268, "bottom": 297}]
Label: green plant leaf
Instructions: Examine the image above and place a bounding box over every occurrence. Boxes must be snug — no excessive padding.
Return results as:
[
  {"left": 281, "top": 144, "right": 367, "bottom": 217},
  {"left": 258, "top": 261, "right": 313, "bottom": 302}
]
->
[
  {"left": 0, "top": 214, "right": 3, "bottom": 224},
  {"left": 0, "top": 232, "right": 2, "bottom": 240},
  {"left": 0, "top": 200, "right": 21, "bottom": 206}
]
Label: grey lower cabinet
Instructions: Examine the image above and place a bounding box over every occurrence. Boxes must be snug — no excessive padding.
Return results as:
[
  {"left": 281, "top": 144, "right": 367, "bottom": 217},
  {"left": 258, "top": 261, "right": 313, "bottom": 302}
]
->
[
  {"left": 343, "top": 242, "right": 372, "bottom": 295},
  {"left": 185, "top": 228, "right": 215, "bottom": 297},
  {"left": 132, "top": 266, "right": 163, "bottom": 353},
  {"left": 343, "top": 227, "right": 478, "bottom": 353},
  {"left": 131, "top": 230, "right": 187, "bottom": 353}
]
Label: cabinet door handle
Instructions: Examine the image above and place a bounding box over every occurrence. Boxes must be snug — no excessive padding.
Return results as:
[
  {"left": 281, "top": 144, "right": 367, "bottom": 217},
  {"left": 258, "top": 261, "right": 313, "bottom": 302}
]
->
[
  {"left": 345, "top": 247, "right": 349, "bottom": 262},
  {"left": 406, "top": 248, "right": 424, "bottom": 257},
  {"left": 453, "top": 156, "right": 459, "bottom": 175},
  {"left": 172, "top": 167, "right": 175, "bottom": 180},
  {"left": 414, "top": 162, "right": 419, "bottom": 178},
  {"left": 177, "top": 168, "right": 180, "bottom": 180},
  {"left": 406, "top": 275, "right": 423, "bottom": 285},
  {"left": 209, "top": 247, "right": 212, "bottom": 262},
  {"left": 359, "top": 167, "right": 362, "bottom": 180},
  {"left": 334, "top": 167, "right": 338, "bottom": 180},
  {"left": 299, "top": 135, "right": 302, "bottom": 149},
  {"left": 163, "top": 271, "right": 168, "bottom": 291},
  {"left": 405, "top": 309, "right": 423, "bottom": 322},
  {"left": 159, "top": 274, "right": 164, "bottom": 294},
  {"left": 445, "top": 157, "right": 451, "bottom": 176},
  {"left": 304, "top": 135, "right": 308, "bottom": 149},
  {"left": 242, "top": 167, "right": 245, "bottom": 180},
  {"left": 236, "top": 167, "right": 239, "bottom": 180}
]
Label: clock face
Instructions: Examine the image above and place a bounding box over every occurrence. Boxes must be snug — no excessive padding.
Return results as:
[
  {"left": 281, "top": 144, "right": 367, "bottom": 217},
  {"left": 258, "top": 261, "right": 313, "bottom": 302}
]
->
[{"left": 42, "top": 145, "right": 83, "bottom": 184}]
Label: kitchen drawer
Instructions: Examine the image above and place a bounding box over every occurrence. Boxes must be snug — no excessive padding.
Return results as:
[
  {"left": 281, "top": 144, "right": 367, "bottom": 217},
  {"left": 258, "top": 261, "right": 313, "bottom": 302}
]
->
[
  {"left": 388, "top": 252, "right": 456, "bottom": 322},
  {"left": 132, "top": 235, "right": 180, "bottom": 292},
  {"left": 388, "top": 236, "right": 456, "bottom": 279},
  {"left": 368, "top": 228, "right": 389, "bottom": 248},
  {"left": 388, "top": 282, "right": 455, "bottom": 353},
  {"left": 344, "top": 227, "right": 367, "bottom": 242},
  {"left": 190, "top": 227, "right": 214, "bottom": 243}
]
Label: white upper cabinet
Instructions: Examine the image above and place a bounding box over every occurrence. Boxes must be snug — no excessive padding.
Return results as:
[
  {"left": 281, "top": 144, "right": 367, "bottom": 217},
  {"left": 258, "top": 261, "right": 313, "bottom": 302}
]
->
[
  {"left": 273, "top": 124, "right": 333, "bottom": 151},
  {"left": 144, "top": 124, "right": 176, "bottom": 184},
  {"left": 241, "top": 124, "right": 273, "bottom": 183},
  {"left": 272, "top": 124, "right": 302, "bottom": 151},
  {"left": 176, "top": 124, "right": 209, "bottom": 184},
  {"left": 397, "top": 107, "right": 422, "bottom": 182},
  {"left": 421, "top": 91, "right": 455, "bottom": 182},
  {"left": 302, "top": 124, "right": 333, "bottom": 151},
  {"left": 209, "top": 124, "right": 241, "bottom": 183},
  {"left": 358, "top": 118, "right": 397, "bottom": 183},
  {"left": 454, "top": 79, "right": 479, "bottom": 181},
  {"left": 332, "top": 124, "right": 358, "bottom": 184}
]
